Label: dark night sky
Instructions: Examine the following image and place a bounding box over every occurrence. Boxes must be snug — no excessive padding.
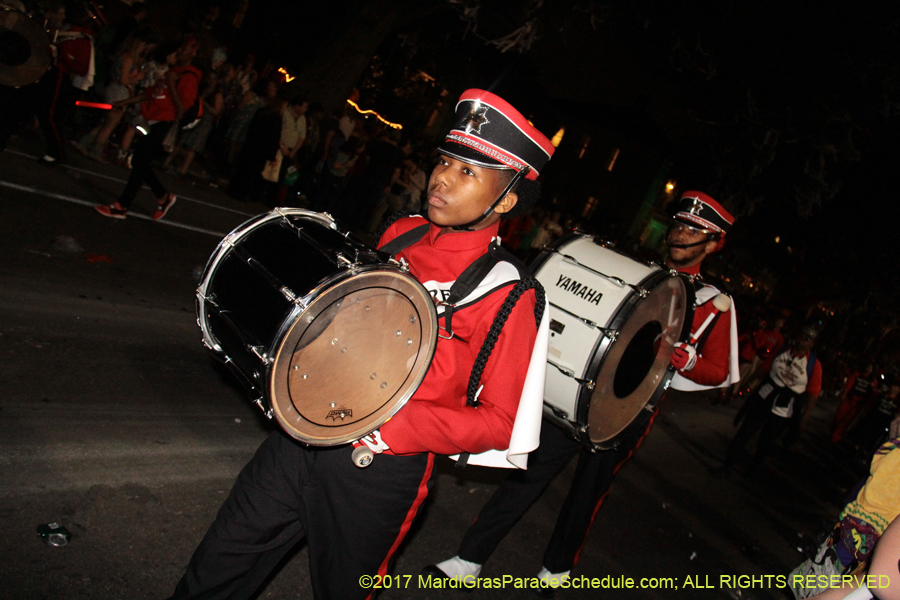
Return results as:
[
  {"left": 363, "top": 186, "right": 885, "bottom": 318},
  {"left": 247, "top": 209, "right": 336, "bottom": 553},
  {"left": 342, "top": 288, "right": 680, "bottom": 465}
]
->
[{"left": 215, "top": 0, "right": 899, "bottom": 326}]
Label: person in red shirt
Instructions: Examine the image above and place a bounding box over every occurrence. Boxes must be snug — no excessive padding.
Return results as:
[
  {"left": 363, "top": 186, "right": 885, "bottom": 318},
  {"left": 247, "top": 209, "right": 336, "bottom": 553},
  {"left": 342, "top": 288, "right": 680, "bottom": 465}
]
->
[
  {"left": 425, "top": 191, "right": 738, "bottom": 588},
  {"left": 719, "top": 313, "right": 785, "bottom": 404},
  {"left": 830, "top": 362, "right": 877, "bottom": 443},
  {"left": 94, "top": 39, "right": 202, "bottom": 220},
  {"left": 164, "top": 89, "right": 554, "bottom": 600}
]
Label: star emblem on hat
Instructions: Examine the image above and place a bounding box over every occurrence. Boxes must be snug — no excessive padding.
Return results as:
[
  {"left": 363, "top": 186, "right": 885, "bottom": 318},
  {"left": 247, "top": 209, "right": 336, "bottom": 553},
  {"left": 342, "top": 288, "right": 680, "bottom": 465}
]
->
[
  {"left": 463, "top": 105, "right": 490, "bottom": 135},
  {"left": 688, "top": 197, "right": 704, "bottom": 216}
]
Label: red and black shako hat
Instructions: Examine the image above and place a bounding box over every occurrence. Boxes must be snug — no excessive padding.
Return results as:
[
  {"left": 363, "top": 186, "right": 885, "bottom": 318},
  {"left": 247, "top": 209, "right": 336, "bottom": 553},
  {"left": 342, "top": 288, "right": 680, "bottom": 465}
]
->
[
  {"left": 437, "top": 89, "right": 554, "bottom": 181},
  {"left": 673, "top": 191, "right": 734, "bottom": 234}
]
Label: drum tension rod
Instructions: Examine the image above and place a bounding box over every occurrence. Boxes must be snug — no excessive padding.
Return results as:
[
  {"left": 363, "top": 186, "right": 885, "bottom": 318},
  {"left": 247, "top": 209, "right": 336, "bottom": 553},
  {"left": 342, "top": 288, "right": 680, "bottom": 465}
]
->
[
  {"left": 252, "top": 397, "right": 274, "bottom": 419},
  {"left": 547, "top": 359, "right": 595, "bottom": 390},
  {"left": 549, "top": 302, "right": 619, "bottom": 341},
  {"left": 556, "top": 252, "right": 648, "bottom": 298}
]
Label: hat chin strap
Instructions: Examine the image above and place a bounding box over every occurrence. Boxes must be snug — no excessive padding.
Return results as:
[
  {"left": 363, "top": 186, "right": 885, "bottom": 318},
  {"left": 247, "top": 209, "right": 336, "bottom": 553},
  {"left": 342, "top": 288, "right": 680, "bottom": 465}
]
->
[
  {"left": 668, "top": 239, "right": 710, "bottom": 249},
  {"left": 451, "top": 167, "right": 529, "bottom": 232}
]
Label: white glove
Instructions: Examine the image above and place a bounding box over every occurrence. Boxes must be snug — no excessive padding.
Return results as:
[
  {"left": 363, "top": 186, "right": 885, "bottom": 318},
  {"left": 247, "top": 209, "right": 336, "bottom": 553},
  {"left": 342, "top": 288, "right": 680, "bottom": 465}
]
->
[
  {"left": 359, "top": 429, "right": 390, "bottom": 454},
  {"left": 670, "top": 342, "right": 698, "bottom": 371}
]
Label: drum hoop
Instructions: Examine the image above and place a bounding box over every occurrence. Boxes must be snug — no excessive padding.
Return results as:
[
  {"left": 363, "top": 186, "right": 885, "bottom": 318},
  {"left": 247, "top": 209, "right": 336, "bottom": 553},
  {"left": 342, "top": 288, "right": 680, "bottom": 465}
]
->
[
  {"left": 571, "top": 268, "right": 670, "bottom": 435},
  {"left": 268, "top": 267, "right": 438, "bottom": 446},
  {"left": 0, "top": 7, "right": 52, "bottom": 88},
  {"left": 586, "top": 275, "right": 696, "bottom": 449},
  {"left": 196, "top": 208, "right": 338, "bottom": 352}
]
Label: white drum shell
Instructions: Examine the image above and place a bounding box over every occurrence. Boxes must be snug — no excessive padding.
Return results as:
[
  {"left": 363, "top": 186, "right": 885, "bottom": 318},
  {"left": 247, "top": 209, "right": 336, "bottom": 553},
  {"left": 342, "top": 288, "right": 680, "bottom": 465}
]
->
[{"left": 535, "top": 235, "right": 690, "bottom": 448}]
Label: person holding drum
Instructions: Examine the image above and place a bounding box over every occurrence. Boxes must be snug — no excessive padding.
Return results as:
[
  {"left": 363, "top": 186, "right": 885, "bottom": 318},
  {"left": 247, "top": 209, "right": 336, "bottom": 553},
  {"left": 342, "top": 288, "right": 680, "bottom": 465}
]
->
[
  {"left": 165, "top": 88, "right": 554, "bottom": 600},
  {"left": 424, "top": 191, "right": 739, "bottom": 588}
]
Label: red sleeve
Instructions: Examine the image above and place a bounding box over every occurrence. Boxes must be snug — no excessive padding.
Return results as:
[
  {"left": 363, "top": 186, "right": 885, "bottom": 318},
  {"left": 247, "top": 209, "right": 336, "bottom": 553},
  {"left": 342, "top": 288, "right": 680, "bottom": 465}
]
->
[
  {"left": 177, "top": 70, "right": 201, "bottom": 109},
  {"left": 844, "top": 373, "right": 859, "bottom": 395},
  {"left": 57, "top": 37, "right": 92, "bottom": 76},
  {"left": 807, "top": 359, "right": 823, "bottom": 397},
  {"left": 682, "top": 303, "right": 731, "bottom": 386},
  {"left": 379, "top": 287, "right": 538, "bottom": 456}
]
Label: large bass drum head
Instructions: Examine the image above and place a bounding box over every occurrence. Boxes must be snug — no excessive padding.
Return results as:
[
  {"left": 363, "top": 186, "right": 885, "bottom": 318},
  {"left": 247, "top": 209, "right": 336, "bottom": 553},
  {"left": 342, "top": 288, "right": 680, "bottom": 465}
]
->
[
  {"left": 270, "top": 269, "right": 437, "bottom": 445},
  {"left": 0, "top": 8, "right": 51, "bottom": 87},
  {"left": 586, "top": 273, "right": 689, "bottom": 447}
]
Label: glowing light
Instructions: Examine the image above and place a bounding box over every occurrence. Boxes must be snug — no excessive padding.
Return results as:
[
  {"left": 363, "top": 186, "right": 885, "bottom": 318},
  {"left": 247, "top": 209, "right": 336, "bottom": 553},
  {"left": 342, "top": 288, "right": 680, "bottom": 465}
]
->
[
  {"left": 666, "top": 182, "right": 675, "bottom": 193},
  {"left": 346, "top": 99, "right": 403, "bottom": 130},
  {"left": 775, "top": 236, "right": 780, "bottom": 243},
  {"left": 277, "top": 67, "right": 295, "bottom": 83},
  {"left": 550, "top": 128, "right": 565, "bottom": 148},
  {"left": 607, "top": 148, "right": 620, "bottom": 171},
  {"left": 76, "top": 100, "right": 113, "bottom": 110}
]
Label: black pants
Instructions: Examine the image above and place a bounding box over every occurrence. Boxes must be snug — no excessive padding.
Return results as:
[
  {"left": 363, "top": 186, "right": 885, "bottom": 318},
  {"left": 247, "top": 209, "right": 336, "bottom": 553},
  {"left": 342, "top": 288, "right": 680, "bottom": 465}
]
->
[
  {"left": 0, "top": 66, "right": 74, "bottom": 159},
  {"left": 457, "top": 413, "right": 655, "bottom": 574},
  {"left": 723, "top": 393, "right": 791, "bottom": 468},
  {"left": 118, "top": 121, "right": 170, "bottom": 209},
  {"left": 167, "top": 431, "right": 434, "bottom": 600}
]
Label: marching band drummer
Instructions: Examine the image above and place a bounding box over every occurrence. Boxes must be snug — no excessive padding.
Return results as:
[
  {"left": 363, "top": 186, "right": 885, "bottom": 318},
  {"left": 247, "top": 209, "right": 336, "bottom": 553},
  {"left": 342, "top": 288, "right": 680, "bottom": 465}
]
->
[
  {"left": 424, "top": 191, "right": 740, "bottom": 589},
  {"left": 164, "top": 89, "right": 554, "bottom": 600}
]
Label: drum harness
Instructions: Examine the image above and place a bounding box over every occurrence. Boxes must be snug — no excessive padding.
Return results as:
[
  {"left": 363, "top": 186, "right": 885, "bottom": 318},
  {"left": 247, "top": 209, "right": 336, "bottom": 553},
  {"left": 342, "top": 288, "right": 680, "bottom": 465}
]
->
[{"left": 379, "top": 222, "right": 546, "bottom": 467}]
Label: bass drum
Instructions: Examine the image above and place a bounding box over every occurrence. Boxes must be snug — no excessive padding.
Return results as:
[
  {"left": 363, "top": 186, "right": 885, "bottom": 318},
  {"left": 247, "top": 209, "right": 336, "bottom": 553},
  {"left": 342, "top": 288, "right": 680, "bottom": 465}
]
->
[
  {"left": 0, "top": 6, "right": 51, "bottom": 88},
  {"left": 533, "top": 233, "right": 693, "bottom": 449},
  {"left": 196, "top": 208, "right": 438, "bottom": 446}
]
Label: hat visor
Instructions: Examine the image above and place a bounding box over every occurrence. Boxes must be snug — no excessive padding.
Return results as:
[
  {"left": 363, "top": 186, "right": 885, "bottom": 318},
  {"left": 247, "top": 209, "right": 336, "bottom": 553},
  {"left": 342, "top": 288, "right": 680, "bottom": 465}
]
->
[
  {"left": 437, "top": 141, "right": 509, "bottom": 171},
  {"left": 673, "top": 214, "right": 722, "bottom": 234}
]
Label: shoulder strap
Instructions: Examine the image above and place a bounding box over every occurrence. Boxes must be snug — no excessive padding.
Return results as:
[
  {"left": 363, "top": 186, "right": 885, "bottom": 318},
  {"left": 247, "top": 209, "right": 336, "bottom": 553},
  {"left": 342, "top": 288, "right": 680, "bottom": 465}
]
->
[
  {"left": 693, "top": 294, "right": 727, "bottom": 353},
  {"left": 376, "top": 222, "right": 429, "bottom": 256},
  {"left": 466, "top": 275, "right": 545, "bottom": 407}
]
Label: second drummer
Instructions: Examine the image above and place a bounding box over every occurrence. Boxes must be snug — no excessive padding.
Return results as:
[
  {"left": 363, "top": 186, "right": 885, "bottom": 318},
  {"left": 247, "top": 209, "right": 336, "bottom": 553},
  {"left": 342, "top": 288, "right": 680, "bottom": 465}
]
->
[
  {"left": 424, "top": 190, "right": 739, "bottom": 587},
  {"left": 163, "top": 88, "right": 554, "bottom": 600}
]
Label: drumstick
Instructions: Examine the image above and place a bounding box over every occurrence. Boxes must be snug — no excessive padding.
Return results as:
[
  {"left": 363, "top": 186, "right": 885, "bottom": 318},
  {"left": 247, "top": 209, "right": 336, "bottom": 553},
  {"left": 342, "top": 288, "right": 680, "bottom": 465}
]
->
[
  {"left": 76, "top": 101, "right": 113, "bottom": 110},
  {"left": 351, "top": 441, "right": 374, "bottom": 468},
  {"left": 689, "top": 294, "right": 732, "bottom": 345}
]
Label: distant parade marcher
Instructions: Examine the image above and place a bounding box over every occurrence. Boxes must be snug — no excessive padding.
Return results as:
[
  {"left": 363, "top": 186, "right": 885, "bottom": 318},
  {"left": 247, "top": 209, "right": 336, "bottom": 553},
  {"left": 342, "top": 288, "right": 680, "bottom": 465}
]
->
[
  {"left": 831, "top": 362, "right": 878, "bottom": 443},
  {"left": 717, "top": 312, "right": 785, "bottom": 405},
  {"left": 715, "top": 327, "right": 822, "bottom": 476},
  {"left": 94, "top": 39, "right": 201, "bottom": 220},
  {"left": 424, "top": 191, "right": 739, "bottom": 589}
]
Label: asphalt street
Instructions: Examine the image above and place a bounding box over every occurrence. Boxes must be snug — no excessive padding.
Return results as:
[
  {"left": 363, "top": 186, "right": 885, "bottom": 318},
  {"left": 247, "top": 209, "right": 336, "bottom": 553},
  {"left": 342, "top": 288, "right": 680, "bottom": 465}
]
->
[{"left": 0, "top": 137, "right": 868, "bottom": 600}]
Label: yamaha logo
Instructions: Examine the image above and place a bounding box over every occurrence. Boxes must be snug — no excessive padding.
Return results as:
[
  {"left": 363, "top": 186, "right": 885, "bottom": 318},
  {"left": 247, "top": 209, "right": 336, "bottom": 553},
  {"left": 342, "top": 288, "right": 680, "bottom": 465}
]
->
[{"left": 555, "top": 275, "right": 603, "bottom": 305}]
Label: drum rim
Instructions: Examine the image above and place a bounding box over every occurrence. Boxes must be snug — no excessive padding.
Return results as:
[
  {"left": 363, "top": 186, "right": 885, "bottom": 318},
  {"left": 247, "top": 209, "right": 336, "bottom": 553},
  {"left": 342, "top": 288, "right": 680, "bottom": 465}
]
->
[
  {"left": 268, "top": 266, "right": 439, "bottom": 446},
  {"left": 0, "top": 7, "right": 52, "bottom": 88},
  {"left": 574, "top": 268, "right": 671, "bottom": 441},
  {"left": 585, "top": 274, "right": 696, "bottom": 449}
]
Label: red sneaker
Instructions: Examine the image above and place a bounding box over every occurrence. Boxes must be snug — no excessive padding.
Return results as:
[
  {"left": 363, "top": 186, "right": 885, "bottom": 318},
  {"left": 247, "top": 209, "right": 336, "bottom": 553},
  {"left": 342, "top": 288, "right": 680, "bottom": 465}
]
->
[
  {"left": 95, "top": 203, "right": 127, "bottom": 219},
  {"left": 152, "top": 193, "right": 176, "bottom": 220}
]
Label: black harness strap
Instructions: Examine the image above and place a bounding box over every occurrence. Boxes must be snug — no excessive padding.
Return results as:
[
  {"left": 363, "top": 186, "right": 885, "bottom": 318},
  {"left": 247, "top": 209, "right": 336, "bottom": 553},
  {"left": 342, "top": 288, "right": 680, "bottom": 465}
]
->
[{"left": 376, "top": 223, "right": 430, "bottom": 257}]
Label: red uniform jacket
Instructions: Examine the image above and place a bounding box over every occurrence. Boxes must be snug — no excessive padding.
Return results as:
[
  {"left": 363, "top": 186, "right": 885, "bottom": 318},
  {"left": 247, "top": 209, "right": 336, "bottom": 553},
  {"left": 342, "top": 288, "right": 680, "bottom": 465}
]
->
[{"left": 376, "top": 217, "right": 539, "bottom": 457}]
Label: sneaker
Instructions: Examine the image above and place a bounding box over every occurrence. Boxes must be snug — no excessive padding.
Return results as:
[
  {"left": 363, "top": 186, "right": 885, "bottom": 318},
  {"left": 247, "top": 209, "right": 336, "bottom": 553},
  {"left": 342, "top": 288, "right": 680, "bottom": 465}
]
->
[
  {"left": 95, "top": 203, "right": 127, "bottom": 219},
  {"left": 152, "top": 193, "right": 176, "bottom": 220},
  {"left": 39, "top": 154, "right": 58, "bottom": 165},
  {"left": 88, "top": 146, "right": 108, "bottom": 163}
]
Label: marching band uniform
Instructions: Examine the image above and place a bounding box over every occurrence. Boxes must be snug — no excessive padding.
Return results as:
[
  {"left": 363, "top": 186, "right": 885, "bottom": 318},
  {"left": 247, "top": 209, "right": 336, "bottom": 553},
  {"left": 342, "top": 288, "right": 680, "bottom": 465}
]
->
[
  {"left": 427, "top": 192, "right": 739, "bottom": 585},
  {"left": 166, "top": 89, "right": 554, "bottom": 600}
]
